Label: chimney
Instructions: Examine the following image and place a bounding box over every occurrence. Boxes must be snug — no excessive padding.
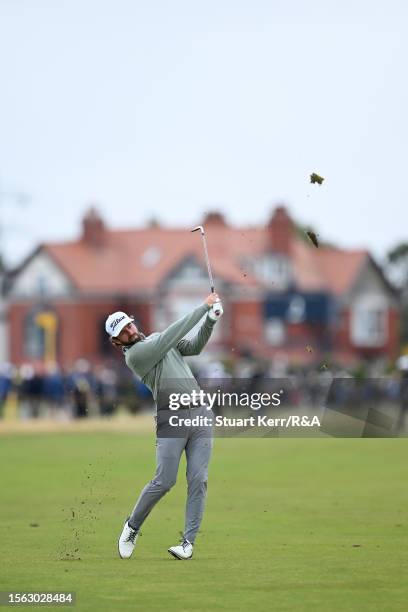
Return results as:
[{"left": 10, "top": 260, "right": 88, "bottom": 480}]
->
[
  {"left": 82, "top": 207, "right": 107, "bottom": 248},
  {"left": 268, "top": 206, "right": 293, "bottom": 255},
  {"left": 202, "top": 211, "right": 227, "bottom": 227}
]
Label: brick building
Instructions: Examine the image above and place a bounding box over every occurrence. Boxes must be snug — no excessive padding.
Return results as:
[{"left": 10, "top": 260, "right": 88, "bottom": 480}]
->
[{"left": 4, "top": 206, "right": 400, "bottom": 367}]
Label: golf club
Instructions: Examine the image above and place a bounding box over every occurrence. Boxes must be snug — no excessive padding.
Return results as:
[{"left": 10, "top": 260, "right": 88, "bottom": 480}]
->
[
  {"left": 191, "top": 225, "right": 222, "bottom": 317},
  {"left": 191, "top": 225, "right": 215, "bottom": 293}
]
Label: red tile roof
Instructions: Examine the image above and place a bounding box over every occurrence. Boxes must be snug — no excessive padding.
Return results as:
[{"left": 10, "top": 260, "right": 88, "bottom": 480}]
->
[
  {"left": 42, "top": 215, "right": 368, "bottom": 296},
  {"left": 292, "top": 240, "right": 368, "bottom": 295}
]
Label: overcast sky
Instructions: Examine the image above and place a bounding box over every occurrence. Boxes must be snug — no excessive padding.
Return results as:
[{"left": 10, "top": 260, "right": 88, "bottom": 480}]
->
[{"left": 0, "top": 0, "right": 407, "bottom": 267}]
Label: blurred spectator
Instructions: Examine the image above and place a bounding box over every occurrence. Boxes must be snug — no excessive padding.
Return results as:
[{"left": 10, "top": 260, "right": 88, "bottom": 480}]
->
[
  {"left": 395, "top": 356, "right": 408, "bottom": 434},
  {"left": 43, "top": 363, "right": 68, "bottom": 419},
  {"left": 95, "top": 365, "right": 118, "bottom": 417},
  {"left": 19, "top": 364, "right": 44, "bottom": 418},
  {"left": 0, "top": 363, "right": 13, "bottom": 418},
  {"left": 67, "top": 359, "right": 95, "bottom": 418}
]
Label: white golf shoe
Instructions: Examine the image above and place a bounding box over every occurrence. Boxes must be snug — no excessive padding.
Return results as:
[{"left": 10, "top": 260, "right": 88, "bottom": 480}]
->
[
  {"left": 118, "top": 518, "right": 139, "bottom": 559},
  {"left": 168, "top": 539, "right": 193, "bottom": 560}
]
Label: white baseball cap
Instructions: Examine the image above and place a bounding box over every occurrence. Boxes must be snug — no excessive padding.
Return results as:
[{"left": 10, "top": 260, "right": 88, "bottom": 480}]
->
[{"left": 105, "top": 311, "right": 134, "bottom": 337}]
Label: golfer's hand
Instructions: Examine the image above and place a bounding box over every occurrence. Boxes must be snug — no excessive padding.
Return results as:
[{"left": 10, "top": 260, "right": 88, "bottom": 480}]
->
[
  {"left": 208, "top": 300, "right": 224, "bottom": 321},
  {"left": 205, "top": 293, "right": 220, "bottom": 307}
]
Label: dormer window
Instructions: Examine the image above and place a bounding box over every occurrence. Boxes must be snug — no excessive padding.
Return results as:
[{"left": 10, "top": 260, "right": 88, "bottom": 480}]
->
[{"left": 251, "top": 254, "right": 292, "bottom": 289}]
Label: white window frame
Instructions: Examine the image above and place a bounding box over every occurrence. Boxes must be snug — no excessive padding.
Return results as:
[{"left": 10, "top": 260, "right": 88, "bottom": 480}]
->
[
  {"left": 350, "top": 295, "right": 388, "bottom": 348},
  {"left": 265, "top": 318, "right": 286, "bottom": 346},
  {"left": 252, "top": 254, "right": 291, "bottom": 288}
]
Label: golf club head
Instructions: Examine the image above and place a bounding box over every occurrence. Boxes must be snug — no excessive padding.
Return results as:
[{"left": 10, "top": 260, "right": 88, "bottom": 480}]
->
[{"left": 191, "top": 225, "right": 204, "bottom": 234}]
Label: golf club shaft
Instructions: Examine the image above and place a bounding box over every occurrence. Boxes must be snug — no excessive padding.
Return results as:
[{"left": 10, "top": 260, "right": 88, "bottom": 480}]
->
[{"left": 200, "top": 232, "right": 215, "bottom": 293}]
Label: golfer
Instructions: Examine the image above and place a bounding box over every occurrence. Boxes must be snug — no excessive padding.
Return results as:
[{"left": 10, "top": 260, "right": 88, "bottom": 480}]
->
[{"left": 105, "top": 293, "right": 223, "bottom": 559}]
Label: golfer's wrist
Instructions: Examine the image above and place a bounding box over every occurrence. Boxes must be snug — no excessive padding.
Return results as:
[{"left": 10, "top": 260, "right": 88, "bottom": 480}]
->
[{"left": 206, "top": 312, "right": 217, "bottom": 325}]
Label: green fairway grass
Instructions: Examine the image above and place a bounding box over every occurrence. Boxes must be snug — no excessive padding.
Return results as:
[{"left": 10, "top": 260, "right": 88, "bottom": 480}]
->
[{"left": 0, "top": 430, "right": 407, "bottom": 611}]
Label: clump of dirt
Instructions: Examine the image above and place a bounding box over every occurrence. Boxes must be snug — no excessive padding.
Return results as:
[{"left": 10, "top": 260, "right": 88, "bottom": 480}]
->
[
  {"left": 59, "top": 455, "right": 114, "bottom": 561},
  {"left": 306, "top": 231, "right": 319, "bottom": 248},
  {"left": 310, "top": 172, "right": 324, "bottom": 184}
]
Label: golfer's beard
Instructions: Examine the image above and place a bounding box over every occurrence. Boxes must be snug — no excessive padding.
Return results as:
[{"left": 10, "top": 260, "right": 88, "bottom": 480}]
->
[{"left": 122, "top": 331, "right": 145, "bottom": 346}]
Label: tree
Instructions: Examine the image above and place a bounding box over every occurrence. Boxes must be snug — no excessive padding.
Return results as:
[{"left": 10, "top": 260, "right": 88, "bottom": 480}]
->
[
  {"left": 387, "top": 243, "right": 408, "bottom": 292},
  {"left": 387, "top": 242, "right": 408, "bottom": 346}
]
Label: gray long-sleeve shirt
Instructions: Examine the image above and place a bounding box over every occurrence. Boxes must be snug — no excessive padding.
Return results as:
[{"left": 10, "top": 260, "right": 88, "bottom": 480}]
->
[{"left": 123, "top": 303, "right": 216, "bottom": 410}]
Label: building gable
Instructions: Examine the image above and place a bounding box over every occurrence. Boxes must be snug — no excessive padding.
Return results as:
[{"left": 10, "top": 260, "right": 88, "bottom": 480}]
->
[
  {"left": 162, "top": 255, "right": 213, "bottom": 290},
  {"left": 8, "top": 249, "right": 74, "bottom": 299},
  {"left": 347, "top": 257, "right": 399, "bottom": 308},
  {"left": 346, "top": 257, "right": 399, "bottom": 349}
]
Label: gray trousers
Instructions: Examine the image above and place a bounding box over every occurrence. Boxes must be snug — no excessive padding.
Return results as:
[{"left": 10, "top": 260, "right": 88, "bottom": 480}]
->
[{"left": 128, "top": 406, "right": 213, "bottom": 543}]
